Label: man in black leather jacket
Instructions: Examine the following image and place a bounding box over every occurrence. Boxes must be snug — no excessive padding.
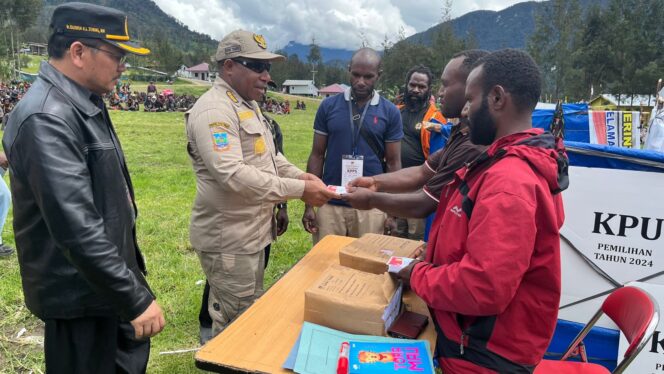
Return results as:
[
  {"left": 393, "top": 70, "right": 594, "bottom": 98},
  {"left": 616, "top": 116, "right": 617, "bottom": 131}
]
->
[{"left": 2, "top": 3, "right": 165, "bottom": 373}]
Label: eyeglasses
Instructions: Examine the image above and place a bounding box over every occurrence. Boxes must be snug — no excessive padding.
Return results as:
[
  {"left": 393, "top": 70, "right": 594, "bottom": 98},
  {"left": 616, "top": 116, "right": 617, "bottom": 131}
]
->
[
  {"left": 82, "top": 43, "right": 127, "bottom": 65},
  {"left": 232, "top": 58, "right": 271, "bottom": 74}
]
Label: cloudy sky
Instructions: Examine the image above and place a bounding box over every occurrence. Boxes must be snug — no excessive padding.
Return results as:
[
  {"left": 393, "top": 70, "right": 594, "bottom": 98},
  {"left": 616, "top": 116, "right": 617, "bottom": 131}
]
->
[{"left": 153, "top": 0, "right": 540, "bottom": 50}]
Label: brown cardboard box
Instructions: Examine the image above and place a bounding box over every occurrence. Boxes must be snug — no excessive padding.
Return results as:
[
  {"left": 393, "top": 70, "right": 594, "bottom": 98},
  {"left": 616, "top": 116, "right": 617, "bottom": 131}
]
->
[
  {"left": 303, "top": 264, "right": 401, "bottom": 336},
  {"left": 339, "top": 233, "right": 425, "bottom": 274}
]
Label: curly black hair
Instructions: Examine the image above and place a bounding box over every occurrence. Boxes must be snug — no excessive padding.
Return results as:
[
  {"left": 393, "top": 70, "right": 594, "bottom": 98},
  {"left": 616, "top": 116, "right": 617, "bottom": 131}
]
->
[
  {"left": 452, "top": 49, "right": 490, "bottom": 78},
  {"left": 471, "top": 48, "right": 541, "bottom": 112},
  {"left": 405, "top": 65, "right": 434, "bottom": 88}
]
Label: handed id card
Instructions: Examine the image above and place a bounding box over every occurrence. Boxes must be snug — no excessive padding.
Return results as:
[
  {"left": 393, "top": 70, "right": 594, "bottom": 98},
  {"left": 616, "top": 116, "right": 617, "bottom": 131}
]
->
[
  {"left": 387, "top": 256, "right": 415, "bottom": 274},
  {"left": 326, "top": 185, "right": 347, "bottom": 195}
]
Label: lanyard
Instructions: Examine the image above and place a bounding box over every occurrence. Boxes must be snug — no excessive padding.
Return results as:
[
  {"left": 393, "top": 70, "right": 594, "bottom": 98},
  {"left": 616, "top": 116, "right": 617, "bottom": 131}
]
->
[{"left": 347, "top": 95, "right": 371, "bottom": 155}]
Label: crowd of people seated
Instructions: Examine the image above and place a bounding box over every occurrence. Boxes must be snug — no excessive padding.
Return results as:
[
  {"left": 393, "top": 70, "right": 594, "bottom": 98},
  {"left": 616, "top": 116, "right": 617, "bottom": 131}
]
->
[
  {"left": 0, "top": 81, "right": 30, "bottom": 129},
  {"left": 2, "top": 81, "right": 310, "bottom": 119},
  {"left": 104, "top": 82, "right": 197, "bottom": 112},
  {"left": 261, "top": 98, "right": 291, "bottom": 114},
  {"left": 259, "top": 98, "right": 307, "bottom": 114},
  {"left": 104, "top": 90, "right": 197, "bottom": 112}
]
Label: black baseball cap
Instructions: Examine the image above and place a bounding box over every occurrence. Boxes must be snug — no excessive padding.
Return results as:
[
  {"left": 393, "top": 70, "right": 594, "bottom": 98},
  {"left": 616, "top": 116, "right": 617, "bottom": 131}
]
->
[{"left": 50, "top": 2, "right": 150, "bottom": 56}]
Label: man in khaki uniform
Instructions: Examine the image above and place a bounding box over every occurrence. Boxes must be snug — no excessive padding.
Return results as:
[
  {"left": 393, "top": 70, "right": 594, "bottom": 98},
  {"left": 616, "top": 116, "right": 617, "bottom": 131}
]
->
[{"left": 185, "top": 29, "right": 336, "bottom": 338}]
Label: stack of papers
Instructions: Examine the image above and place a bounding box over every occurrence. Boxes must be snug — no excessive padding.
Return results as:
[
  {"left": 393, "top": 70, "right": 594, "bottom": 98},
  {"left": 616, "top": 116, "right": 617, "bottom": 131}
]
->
[{"left": 284, "top": 322, "right": 433, "bottom": 374}]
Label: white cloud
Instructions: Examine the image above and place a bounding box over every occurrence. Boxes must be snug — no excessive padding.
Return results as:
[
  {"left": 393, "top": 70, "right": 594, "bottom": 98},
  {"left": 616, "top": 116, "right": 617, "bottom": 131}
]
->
[{"left": 153, "top": 0, "right": 540, "bottom": 50}]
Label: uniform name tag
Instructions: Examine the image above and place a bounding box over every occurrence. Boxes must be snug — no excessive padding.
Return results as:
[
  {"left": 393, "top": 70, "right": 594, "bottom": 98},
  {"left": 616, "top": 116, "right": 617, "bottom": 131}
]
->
[
  {"left": 238, "top": 111, "right": 254, "bottom": 121},
  {"left": 254, "top": 137, "right": 266, "bottom": 155},
  {"left": 341, "top": 154, "right": 363, "bottom": 188}
]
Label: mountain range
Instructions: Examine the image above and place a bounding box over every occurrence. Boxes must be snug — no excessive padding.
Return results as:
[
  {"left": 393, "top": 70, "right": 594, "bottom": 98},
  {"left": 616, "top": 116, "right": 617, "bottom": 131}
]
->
[
  {"left": 278, "top": 41, "right": 354, "bottom": 65},
  {"left": 29, "top": 0, "right": 217, "bottom": 55},
  {"left": 30, "top": 0, "right": 608, "bottom": 64},
  {"left": 282, "top": 0, "right": 609, "bottom": 63}
]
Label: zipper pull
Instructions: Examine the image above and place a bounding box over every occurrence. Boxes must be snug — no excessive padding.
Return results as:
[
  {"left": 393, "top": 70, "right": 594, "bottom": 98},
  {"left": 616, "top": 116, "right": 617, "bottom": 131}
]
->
[{"left": 460, "top": 333, "right": 465, "bottom": 355}]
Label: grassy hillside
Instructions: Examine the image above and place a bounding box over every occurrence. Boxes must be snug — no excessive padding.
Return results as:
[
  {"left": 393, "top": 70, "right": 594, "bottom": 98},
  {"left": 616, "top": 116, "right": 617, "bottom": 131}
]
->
[
  {"left": 23, "top": 0, "right": 217, "bottom": 65},
  {"left": 21, "top": 55, "right": 45, "bottom": 74}
]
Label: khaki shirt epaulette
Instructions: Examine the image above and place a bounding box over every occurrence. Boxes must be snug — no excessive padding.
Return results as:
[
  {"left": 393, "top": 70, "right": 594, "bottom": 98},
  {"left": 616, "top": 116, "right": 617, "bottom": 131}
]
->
[{"left": 185, "top": 77, "right": 305, "bottom": 254}]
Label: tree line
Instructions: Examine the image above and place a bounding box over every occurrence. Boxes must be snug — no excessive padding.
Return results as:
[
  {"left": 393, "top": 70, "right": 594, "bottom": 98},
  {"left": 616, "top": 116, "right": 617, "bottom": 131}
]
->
[
  {"left": 267, "top": 38, "right": 348, "bottom": 91},
  {"left": 275, "top": 0, "right": 662, "bottom": 103},
  {"left": 0, "top": 0, "right": 42, "bottom": 80},
  {"left": 267, "top": 0, "right": 475, "bottom": 98},
  {"left": 2, "top": 0, "right": 661, "bottom": 103},
  {"left": 528, "top": 0, "right": 663, "bottom": 102}
]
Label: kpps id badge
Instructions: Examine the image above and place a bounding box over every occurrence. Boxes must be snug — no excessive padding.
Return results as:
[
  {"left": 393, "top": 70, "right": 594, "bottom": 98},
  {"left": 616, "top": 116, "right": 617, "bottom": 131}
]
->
[{"left": 341, "top": 154, "right": 363, "bottom": 188}]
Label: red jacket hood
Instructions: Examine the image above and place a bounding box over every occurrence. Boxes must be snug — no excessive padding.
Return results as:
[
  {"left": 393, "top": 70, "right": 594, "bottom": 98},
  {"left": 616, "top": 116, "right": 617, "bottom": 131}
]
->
[{"left": 479, "top": 128, "right": 569, "bottom": 194}]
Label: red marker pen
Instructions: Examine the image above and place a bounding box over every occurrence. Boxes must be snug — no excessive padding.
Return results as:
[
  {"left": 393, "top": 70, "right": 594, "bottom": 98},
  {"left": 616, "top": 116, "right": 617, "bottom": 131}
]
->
[{"left": 337, "top": 341, "right": 350, "bottom": 374}]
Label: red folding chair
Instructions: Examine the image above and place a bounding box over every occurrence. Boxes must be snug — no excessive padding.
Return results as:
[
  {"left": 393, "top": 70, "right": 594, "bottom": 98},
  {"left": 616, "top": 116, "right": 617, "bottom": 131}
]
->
[{"left": 535, "top": 286, "right": 659, "bottom": 374}]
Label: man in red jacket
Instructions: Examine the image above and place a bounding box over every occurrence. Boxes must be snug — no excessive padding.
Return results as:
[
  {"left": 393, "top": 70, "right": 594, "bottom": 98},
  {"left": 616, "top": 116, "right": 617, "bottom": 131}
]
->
[{"left": 395, "top": 49, "right": 568, "bottom": 373}]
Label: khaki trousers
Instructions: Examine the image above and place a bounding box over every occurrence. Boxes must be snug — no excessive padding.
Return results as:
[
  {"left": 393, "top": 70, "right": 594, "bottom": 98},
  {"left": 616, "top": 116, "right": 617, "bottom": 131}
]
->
[
  {"left": 196, "top": 250, "right": 265, "bottom": 336},
  {"left": 313, "top": 204, "right": 386, "bottom": 244}
]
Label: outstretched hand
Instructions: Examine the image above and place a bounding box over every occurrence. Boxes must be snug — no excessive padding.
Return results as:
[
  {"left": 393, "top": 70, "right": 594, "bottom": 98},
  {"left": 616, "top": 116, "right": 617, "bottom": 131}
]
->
[
  {"left": 341, "top": 186, "right": 374, "bottom": 210},
  {"left": 301, "top": 179, "right": 339, "bottom": 207},
  {"left": 390, "top": 259, "right": 421, "bottom": 288},
  {"left": 348, "top": 176, "right": 378, "bottom": 192},
  {"left": 299, "top": 173, "right": 324, "bottom": 183}
]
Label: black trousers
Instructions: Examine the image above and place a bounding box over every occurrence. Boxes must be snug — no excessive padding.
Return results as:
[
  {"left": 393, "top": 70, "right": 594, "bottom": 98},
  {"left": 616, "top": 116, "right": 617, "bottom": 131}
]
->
[
  {"left": 44, "top": 316, "right": 150, "bottom": 374},
  {"left": 199, "top": 245, "right": 271, "bottom": 328}
]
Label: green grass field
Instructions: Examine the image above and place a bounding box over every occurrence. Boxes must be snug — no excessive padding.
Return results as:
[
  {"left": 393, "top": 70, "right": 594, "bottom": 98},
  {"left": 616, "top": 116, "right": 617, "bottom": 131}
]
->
[
  {"left": 128, "top": 78, "right": 211, "bottom": 98},
  {"left": 20, "top": 55, "right": 44, "bottom": 74},
  {"left": 127, "top": 80, "right": 293, "bottom": 99},
  {"left": 0, "top": 94, "right": 321, "bottom": 373}
]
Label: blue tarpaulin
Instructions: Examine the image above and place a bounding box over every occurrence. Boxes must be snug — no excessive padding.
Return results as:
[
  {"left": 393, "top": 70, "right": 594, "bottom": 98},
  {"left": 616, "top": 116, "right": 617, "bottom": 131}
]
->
[
  {"left": 545, "top": 319, "right": 619, "bottom": 370},
  {"left": 566, "top": 141, "right": 664, "bottom": 172},
  {"left": 532, "top": 103, "right": 590, "bottom": 143}
]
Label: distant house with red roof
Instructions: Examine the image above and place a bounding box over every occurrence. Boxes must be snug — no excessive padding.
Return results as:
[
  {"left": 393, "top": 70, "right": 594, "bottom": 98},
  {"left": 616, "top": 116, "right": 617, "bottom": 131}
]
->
[
  {"left": 181, "top": 63, "right": 210, "bottom": 81},
  {"left": 318, "top": 83, "right": 348, "bottom": 98}
]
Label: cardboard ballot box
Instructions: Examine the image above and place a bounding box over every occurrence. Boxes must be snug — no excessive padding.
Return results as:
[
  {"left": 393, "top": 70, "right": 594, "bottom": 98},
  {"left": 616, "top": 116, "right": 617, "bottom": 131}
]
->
[
  {"left": 195, "top": 236, "right": 437, "bottom": 373},
  {"left": 339, "top": 233, "right": 425, "bottom": 274},
  {"left": 304, "top": 264, "right": 402, "bottom": 336}
]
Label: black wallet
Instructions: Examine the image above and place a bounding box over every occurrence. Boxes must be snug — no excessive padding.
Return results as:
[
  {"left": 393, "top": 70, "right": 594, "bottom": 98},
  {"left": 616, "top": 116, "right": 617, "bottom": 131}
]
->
[{"left": 387, "top": 310, "right": 429, "bottom": 339}]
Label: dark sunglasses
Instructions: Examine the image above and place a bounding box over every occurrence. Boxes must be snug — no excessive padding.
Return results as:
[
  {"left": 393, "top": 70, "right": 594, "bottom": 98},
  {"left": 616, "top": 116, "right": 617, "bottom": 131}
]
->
[{"left": 232, "top": 58, "right": 271, "bottom": 74}]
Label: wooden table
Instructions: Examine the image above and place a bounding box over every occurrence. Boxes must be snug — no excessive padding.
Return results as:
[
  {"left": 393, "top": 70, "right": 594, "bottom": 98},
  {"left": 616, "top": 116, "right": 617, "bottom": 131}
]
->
[{"left": 195, "top": 235, "right": 437, "bottom": 373}]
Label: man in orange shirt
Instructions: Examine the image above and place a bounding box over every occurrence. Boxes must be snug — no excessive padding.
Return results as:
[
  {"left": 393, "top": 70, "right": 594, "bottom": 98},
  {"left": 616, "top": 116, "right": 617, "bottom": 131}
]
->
[{"left": 395, "top": 65, "right": 445, "bottom": 239}]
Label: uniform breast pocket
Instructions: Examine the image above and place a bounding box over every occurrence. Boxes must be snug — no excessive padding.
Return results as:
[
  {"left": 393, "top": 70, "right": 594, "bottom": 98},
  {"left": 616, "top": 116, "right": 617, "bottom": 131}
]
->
[
  {"left": 85, "top": 143, "right": 132, "bottom": 218},
  {"left": 239, "top": 120, "right": 270, "bottom": 166}
]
